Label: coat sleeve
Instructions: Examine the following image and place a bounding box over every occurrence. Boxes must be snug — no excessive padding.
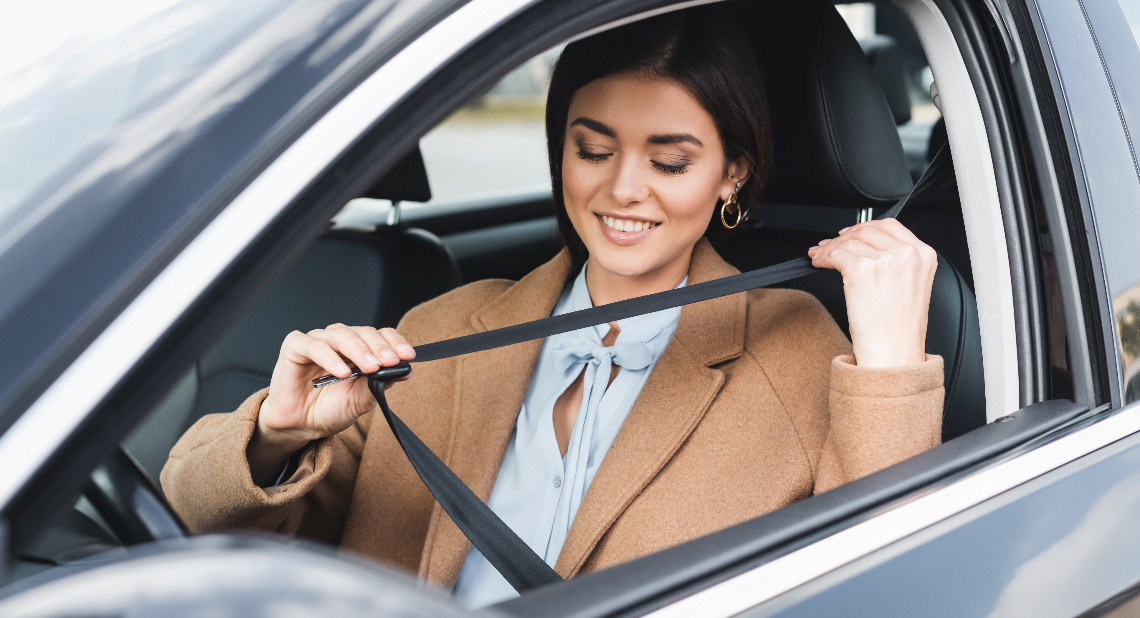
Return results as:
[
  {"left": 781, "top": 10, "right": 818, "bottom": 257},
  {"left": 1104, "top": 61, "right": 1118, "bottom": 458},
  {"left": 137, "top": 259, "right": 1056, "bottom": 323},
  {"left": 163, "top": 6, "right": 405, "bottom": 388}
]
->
[
  {"left": 754, "top": 289, "right": 943, "bottom": 495},
  {"left": 160, "top": 388, "right": 371, "bottom": 543},
  {"left": 159, "top": 278, "right": 514, "bottom": 542},
  {"left": 813, "top": 354, "right": 943, "bottom": 493}
]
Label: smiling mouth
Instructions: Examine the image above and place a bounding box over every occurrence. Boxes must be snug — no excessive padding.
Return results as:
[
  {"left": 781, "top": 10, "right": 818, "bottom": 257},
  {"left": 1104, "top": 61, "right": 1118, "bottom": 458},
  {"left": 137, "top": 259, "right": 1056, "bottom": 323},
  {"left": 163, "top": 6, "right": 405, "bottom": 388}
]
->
[{"left": 600, "top": 215, "right": 660, "bottom": 233}]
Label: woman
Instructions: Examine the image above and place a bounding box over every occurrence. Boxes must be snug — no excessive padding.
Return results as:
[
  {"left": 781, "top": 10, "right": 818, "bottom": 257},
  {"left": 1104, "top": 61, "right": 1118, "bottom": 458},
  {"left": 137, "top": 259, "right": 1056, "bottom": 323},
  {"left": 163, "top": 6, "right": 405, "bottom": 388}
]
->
[{"left": 162, "top": 8, "right": 944, "bottom": 608}]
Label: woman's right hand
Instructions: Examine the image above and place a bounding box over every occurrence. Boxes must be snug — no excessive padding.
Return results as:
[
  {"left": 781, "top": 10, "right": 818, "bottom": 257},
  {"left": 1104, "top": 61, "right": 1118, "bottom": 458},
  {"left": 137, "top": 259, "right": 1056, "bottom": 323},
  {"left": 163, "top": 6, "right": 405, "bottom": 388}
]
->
[{"left": 248, "top": 324, "right": 415, "bottom": 482}]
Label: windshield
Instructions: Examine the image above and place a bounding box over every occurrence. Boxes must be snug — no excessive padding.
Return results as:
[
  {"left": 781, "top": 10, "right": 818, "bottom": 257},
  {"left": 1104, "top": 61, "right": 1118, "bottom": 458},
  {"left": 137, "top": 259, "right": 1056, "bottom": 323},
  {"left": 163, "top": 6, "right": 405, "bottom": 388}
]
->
[{"left": 0, "top": 0, "right": 288, "bottom": 241}]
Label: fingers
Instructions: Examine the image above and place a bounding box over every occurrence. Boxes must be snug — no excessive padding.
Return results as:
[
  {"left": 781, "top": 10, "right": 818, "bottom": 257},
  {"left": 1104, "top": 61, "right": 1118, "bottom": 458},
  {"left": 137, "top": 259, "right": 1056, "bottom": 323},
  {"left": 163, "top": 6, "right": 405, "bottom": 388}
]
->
[
  {"left": 808, "top": 219, "right": 936, "bottom": 274},
  {"left": 805, "top": 218, "right": 938, "bottom": 367},
  {"left": 871, "top": 217, "right": 924, "bottom": 245},
  {"left": 281, "top": 330, "right": 355, "bottom": 378},
  {"left": 351, "top": 326, "right": 415, "bottom": 366},
  {"left": 280, "top": 324, "right": 416, "bottom": 378}
]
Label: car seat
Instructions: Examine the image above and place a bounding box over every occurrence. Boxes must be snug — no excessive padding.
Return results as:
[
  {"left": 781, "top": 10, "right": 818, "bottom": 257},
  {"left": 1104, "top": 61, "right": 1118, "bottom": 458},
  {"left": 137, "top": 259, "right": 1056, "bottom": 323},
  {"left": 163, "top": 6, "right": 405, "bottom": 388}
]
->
[
  {"left": 126, "top": 147, "right": 461, "bottom": 478},
  {"left": 712, "top": 0, "right": 985, "bottom": 441}
]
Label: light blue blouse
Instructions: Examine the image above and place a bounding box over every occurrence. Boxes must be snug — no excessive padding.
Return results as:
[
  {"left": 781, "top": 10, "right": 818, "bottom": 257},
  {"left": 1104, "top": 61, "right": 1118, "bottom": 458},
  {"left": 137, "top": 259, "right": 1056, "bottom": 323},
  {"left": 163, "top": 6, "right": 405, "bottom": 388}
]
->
[{"left": 453, "top": 264, "right": 685, "bottom": 607}]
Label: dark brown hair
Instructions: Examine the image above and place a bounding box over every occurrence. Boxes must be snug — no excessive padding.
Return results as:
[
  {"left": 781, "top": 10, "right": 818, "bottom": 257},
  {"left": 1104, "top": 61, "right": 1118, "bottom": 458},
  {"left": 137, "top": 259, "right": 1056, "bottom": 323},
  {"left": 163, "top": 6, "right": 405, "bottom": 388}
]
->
[{"left": 545, "top": 7, "right": 772, "bottom": 270}]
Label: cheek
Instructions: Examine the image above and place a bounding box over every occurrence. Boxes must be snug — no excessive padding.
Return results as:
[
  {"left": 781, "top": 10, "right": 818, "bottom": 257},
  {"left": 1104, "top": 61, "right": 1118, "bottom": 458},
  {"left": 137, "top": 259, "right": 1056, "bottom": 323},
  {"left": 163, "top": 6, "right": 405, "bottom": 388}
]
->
[
  {"left": 662, "top": 176, "right": 722, "bottom": 226},
  {"left": 561, "top": 158, "right": 601, "bottom": 212}
]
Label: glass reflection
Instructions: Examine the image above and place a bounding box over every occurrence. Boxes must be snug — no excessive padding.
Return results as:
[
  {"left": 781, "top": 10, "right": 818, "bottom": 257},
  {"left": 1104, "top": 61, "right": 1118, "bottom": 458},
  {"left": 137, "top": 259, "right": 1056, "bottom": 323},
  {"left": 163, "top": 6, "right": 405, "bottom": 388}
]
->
[
  {"left": 0, "top": 0, "right": 283, "bottom": 241},
  {"left": 1115, "top": 286, "right": 1140, "bottom": 402}
]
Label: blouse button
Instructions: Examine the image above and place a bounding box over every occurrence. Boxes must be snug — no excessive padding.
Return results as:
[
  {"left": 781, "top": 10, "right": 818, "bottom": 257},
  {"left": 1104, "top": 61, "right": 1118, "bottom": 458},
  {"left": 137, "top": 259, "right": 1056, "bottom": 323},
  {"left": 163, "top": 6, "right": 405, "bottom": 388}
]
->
[{"left": 553, "top": 476, "right": 562, "bottom": 489}]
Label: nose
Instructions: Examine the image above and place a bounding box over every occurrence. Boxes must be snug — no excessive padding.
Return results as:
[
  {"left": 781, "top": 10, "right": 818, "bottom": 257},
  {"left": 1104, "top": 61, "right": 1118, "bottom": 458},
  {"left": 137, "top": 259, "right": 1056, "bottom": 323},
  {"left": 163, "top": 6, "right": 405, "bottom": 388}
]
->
[{"left": 608, "top": 155, "right": 650, "bottom": 206}]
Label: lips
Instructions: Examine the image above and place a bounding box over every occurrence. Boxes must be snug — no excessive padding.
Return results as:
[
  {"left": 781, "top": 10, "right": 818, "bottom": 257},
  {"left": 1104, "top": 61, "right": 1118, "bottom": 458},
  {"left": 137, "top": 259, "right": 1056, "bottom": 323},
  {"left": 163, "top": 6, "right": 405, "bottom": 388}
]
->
[{"left": 597, "top": 214, "right": 660, "bottom": 246}]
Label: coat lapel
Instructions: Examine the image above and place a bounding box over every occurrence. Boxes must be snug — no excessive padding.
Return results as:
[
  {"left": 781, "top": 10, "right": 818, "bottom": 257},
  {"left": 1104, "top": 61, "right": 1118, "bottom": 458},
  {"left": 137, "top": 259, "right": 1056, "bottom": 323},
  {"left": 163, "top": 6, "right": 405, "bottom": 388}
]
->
[
  {"left": 420, "top": 240, "right": 747, "bottom": 584},
  {"left": 555, "top": 240, "right": 747, "bottom": 577},
  {"left": 421, "top": 250, "right": 574, "bottom": 585}
]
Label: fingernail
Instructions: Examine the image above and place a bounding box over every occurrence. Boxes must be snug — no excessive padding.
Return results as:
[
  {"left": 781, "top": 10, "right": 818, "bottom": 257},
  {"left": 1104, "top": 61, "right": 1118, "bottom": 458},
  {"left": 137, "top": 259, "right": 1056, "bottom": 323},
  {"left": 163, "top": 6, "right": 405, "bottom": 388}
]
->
[
  {"left": 364, "top": 354, "right": 380, "bottom": 366},
  {"left": 380, "top": 349, "right": 398, "bottom": 361},
  {"left": 398, "top": 344, "right": 415, "bottom": 355},
  {"left": 838, "top": 227, "right": 849, "bottom": 234},
  {"left": 337, "top": 364, "right": 352, "bottom": 376},
  {"left": 818, "top": 238, "right": 831, "bottom": 246}
]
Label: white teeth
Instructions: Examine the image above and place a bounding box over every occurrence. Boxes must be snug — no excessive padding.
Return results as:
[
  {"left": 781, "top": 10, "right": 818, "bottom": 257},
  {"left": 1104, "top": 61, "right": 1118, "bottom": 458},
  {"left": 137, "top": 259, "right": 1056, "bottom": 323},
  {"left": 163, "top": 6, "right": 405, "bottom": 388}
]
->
[{"left": 601, "top": 215, "right": 655, "bottom": 233}]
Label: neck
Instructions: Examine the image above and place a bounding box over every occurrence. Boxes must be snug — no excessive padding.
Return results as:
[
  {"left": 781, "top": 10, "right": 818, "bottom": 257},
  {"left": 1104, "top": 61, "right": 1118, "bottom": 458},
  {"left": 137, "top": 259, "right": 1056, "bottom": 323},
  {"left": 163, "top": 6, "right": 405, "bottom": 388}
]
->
[{"left": 584, "top": 248, "right": 694, "bottom": 307}]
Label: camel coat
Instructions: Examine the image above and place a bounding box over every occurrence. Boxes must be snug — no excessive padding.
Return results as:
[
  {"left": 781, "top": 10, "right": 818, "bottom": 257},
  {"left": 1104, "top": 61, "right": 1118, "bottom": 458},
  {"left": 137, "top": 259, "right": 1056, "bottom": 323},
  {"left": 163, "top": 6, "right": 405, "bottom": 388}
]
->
[{"left": 161, "top": 240, "right": 943, "bottom": 588}]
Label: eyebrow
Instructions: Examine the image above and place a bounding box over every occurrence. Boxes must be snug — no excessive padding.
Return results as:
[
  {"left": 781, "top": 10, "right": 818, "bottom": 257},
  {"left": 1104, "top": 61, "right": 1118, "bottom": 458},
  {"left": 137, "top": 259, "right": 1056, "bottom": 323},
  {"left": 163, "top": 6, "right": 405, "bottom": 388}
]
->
[
  {"left": 569, "top": 116, "right": 704, "bottom": 148},
  {"left": 648, "top": 133, "right": 704, "bottom": 147},
  {"left": 569, "top": 117, "right": 615, "bottom": 137}
]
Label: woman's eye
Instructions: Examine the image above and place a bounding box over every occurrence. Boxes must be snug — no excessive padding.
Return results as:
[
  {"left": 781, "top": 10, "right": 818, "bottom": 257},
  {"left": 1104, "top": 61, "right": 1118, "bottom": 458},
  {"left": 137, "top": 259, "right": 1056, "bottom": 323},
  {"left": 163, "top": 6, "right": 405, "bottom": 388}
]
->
[
  {"left": 576, "top": 149, "right": 611, "bottom": 162},
  {"left": 652, "top": 160, "right": 689, "bottom": 175}
]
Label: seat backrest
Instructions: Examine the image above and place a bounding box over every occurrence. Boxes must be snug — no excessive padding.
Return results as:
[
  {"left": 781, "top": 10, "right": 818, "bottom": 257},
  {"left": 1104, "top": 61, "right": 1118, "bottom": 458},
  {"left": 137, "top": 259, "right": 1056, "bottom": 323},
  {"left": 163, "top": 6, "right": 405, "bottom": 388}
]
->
[
  {"left": 712, "top": 0, "right": 985, "bottom": 440},
  {"left": 192, "top": 227, "right": 460, "bottom": 418},
  {"left": 125, "top": 226, "right": 460, "bottom": 478},
  {"left": 858, "top": 34, "right": 912, "bottom": 126}
]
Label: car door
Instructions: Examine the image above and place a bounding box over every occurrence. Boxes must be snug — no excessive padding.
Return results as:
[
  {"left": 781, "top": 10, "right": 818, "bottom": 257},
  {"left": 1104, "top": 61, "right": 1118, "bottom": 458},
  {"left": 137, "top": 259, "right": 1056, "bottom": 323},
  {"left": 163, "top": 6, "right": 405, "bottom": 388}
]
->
[
  {"left": 0, "top": 0, "right": 1133, "bottom": 616},
  {"left": 598, "top": 0, "right": 1140, "bottom": 615}
]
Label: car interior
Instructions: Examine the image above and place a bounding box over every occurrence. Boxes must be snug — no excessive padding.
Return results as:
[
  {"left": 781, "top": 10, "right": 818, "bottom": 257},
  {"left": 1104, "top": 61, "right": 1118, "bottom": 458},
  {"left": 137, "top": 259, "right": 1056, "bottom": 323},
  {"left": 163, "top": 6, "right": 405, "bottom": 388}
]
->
[
  {"left": 10, "top": 0, "right": 1067, "bottom": 607},
  {"left": 121, "top": 0, "right": 981, "bottom": 485}
]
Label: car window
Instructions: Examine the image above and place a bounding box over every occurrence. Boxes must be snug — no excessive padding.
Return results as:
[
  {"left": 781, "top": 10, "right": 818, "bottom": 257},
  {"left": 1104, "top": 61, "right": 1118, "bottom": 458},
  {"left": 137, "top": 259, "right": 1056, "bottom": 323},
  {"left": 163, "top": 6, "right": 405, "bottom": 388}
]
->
[
  {"left": 419, "top": 52, "right": 558, "bottom": 204},
  {"left": 334, "top": 52, "right": 558, "bottom": 226},
  {"left": 1120, "top": 0, "right": 1140, "bottom": 401},
  {"left": 1097, "top": 0, "right": 1140, "bottom": 393},
  {"left": 1056, "top": 0, "right": 1140, "bottom": 404},
  {"left": 10, "top": 0, "right": 1033, "bottom": 612}
]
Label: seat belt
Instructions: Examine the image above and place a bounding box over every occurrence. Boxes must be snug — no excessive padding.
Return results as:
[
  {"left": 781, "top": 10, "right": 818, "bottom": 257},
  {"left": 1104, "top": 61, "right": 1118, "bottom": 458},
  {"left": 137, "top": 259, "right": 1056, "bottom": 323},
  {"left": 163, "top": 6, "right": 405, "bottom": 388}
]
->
[{"left": 362, "top": 145, "right": 954, "bottom": 593}]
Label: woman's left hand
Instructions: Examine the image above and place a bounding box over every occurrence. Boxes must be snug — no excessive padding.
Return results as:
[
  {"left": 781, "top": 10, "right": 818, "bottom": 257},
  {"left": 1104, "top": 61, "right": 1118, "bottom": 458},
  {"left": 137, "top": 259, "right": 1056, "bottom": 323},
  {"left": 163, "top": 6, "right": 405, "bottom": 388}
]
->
[{"left": 807, "top": 218, "right": 938, "bottom": 367}]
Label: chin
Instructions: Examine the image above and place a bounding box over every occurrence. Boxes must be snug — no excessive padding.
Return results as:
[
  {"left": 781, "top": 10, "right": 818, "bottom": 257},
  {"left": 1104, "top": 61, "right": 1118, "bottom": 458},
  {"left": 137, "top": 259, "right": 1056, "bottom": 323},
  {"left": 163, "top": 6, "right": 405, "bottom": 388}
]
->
[
  {"left": 587, "top": 244, "right": 677, "bottom": 280},
  {"left": 589, "top": 253, "right": 652, "bottom": 278}
]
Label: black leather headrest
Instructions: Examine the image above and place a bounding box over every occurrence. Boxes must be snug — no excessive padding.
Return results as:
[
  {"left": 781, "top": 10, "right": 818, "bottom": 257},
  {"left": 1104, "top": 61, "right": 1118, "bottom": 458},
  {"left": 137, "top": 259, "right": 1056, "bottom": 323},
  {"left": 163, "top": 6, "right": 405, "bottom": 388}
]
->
[
  {"left": 743, "top": 0, "right": 913, "bottom": 208},
  {"left": 362, "top": 144, "right": 432, "bottom": 202},
  {"left": 859, "top": 35, "right": 912, "bottom": 125}
]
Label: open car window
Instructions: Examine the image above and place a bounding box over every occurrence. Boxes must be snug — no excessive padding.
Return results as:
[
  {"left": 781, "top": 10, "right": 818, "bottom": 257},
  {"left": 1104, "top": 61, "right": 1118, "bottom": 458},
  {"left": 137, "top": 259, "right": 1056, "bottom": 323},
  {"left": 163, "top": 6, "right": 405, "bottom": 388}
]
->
[{"left": 114, "top": 0, "right": 992, "bottom": 596}]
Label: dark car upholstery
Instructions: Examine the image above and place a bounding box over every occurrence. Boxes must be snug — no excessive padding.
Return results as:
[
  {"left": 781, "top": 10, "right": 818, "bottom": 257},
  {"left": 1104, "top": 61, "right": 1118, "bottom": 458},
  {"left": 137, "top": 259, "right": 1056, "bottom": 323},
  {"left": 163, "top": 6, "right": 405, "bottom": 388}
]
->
[
  {"left": 859, "top": 34, "right": 913, "bottom": 127},
  {"left": 126, "top": 150, "right": 460, "bottom": 478},
  {"left": 712, "top": 0, "right": 985, "bottom": 440},
  {"left": 127, "top": 0, "right": 986, "bottom": 478}
]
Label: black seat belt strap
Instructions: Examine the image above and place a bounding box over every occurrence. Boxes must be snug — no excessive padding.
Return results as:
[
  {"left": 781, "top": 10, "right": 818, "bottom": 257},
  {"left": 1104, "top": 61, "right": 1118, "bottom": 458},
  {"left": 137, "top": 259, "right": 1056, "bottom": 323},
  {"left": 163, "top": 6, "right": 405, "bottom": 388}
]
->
[
  {"left": 364, "top": 145, "right": 953, "bottom": 593},
  {"left": 366, "top": 379, "right": 563, "bottom": 591}
]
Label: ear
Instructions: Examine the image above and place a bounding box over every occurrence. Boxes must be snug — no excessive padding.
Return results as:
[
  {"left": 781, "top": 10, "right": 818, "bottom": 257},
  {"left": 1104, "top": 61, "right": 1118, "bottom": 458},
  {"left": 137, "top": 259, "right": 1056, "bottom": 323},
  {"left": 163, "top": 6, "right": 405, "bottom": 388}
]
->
[{"left": 720, "top": 157, "right": 751, "bottom": 201}]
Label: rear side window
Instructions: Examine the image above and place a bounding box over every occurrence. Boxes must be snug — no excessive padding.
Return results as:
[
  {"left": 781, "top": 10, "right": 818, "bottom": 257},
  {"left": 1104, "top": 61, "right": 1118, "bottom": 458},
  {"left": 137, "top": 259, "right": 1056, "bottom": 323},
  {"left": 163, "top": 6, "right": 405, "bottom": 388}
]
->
[
  {"left": 335, "top": 51, "right": 558, "bottom": 225},
  {"left": 419, "top": 53, "right": 557, "bottom": 204}
]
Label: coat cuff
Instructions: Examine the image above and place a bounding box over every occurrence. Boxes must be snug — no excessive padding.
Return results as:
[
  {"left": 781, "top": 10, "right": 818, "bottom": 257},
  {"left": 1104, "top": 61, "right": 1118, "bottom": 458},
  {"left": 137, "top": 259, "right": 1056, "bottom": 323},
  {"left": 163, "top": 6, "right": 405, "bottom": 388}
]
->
[
  {"left": 161, "top": 388, "right": 337, "bottom": 531},
  {"left": 830, "top": 354, "right": 944, "bottom": 398},
  {"left": 230, "top": 391, "right": 336, "bottom": 503},
  {"left": 826, "top": 354, "right": 944, "bottom": 482}
]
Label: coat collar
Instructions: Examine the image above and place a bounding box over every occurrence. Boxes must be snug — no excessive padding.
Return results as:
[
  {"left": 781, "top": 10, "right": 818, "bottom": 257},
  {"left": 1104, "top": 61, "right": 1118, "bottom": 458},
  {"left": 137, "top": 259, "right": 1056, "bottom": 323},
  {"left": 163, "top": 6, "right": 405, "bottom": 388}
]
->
[{"left": 420, "top": 239, "right": 748, "bottom": 585}]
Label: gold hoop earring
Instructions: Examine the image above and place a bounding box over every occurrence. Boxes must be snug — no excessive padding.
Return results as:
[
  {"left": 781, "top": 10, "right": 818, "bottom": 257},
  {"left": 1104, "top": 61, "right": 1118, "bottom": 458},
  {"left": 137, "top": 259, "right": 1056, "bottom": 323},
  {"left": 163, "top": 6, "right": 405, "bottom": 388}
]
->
[{"left": 720, "top": 183, "right": 744, "bottom": 229}]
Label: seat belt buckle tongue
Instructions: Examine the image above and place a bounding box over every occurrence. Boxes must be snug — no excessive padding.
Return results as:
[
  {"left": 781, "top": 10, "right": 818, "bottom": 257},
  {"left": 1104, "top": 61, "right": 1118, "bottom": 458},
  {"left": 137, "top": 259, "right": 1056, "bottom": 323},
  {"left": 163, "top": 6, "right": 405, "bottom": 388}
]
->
[{"left": 312, "top": 362, "right": 411, "bottom": 388}]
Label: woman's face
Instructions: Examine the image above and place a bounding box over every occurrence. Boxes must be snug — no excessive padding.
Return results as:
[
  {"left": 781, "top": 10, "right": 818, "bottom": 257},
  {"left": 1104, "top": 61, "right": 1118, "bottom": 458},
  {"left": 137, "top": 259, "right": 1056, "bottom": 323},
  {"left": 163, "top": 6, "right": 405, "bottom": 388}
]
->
[{"left": 562, "top": 73, "right": 746, "bottom": 290}]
